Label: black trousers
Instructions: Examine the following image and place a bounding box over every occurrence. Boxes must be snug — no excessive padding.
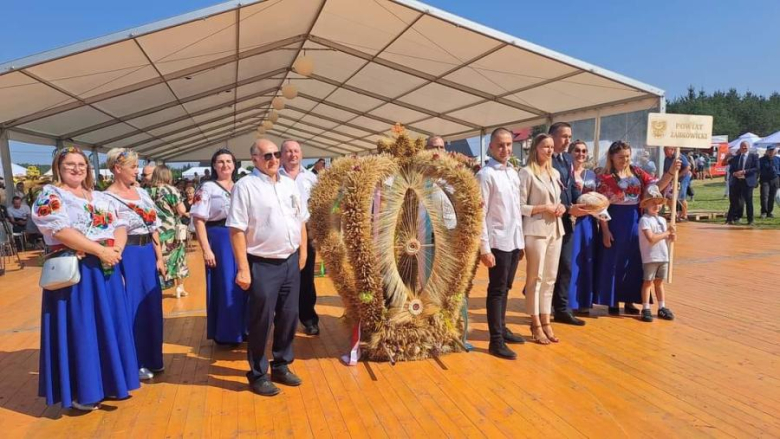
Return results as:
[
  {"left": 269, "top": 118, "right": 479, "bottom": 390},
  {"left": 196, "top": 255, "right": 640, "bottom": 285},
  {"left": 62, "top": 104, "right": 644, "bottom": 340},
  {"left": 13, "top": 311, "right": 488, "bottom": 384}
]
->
[
  {"left": 246, "top": 251, "right": 300, "bottom": 381},
  {"left": 760, "top": 177, "right": 779, "bottom": 215},
  {"left": 299, "top": 239, "right": 319, "bottom": 327},
  {"left": 486, "top": 248, "right": 522, "bottom": 344},
  {"left": 728, "top": 180, "right": 754, "bottom": 222},
  {"left": 552, "top": 218, "right": 574, "bottom": 314}
]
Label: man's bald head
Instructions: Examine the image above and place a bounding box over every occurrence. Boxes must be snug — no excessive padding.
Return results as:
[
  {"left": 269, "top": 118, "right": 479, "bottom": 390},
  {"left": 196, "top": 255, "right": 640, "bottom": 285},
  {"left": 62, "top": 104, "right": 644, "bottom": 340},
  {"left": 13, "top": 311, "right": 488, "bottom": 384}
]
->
[
  {"left": 250, "top": 138, "right": 280, "bottom": 178},
  {"left": 426, "top": 136, "right": 445, "bottom": 150}
]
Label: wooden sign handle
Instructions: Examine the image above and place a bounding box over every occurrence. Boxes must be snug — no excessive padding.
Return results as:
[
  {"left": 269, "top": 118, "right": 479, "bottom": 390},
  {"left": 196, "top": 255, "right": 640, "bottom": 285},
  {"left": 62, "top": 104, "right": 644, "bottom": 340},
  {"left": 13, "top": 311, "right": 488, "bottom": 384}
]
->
[{"left": 667, "top": 148, "right": 680, "bottom": 283}]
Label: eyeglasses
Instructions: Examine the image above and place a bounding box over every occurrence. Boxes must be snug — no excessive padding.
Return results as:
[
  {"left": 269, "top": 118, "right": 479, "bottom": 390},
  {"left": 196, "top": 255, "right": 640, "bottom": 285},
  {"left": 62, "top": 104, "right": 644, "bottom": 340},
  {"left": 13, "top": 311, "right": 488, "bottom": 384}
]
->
[
  {"left": 61, "top": 162, "right": 88, "bottom": 170},
  {"left": 256, "top": 151, "right": 281, "bottom": 161},
  {"left": 573, "top": 149, "right": 588, "bottom": 154}
]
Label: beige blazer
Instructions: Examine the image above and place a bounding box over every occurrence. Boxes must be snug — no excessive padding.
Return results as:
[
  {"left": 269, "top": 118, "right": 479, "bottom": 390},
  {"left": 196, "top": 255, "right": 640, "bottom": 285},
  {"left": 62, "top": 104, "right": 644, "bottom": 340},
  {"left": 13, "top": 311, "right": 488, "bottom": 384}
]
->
[{"left": 518, "top": 166, "right": 564, "bottom": 238}]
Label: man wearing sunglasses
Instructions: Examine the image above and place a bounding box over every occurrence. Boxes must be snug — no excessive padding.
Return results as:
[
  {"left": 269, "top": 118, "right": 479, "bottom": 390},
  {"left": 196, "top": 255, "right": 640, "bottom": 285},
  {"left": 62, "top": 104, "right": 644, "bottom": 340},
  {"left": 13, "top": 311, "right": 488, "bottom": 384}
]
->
[
  {"left": 227, "top": 138, "right": 309, "bottom": 397},
  {"left": 279, "top": 139, "right": 321, "bottom": 336},
  {"left": 140, "top": 162, "right": 156, "bottom": 188}
]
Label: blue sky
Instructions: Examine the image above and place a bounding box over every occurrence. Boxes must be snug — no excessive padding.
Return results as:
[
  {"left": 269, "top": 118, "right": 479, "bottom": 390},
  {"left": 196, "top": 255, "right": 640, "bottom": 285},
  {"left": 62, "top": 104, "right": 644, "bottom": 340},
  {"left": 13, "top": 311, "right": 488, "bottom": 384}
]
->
[{"left": 2, "top": 0, "right": 778, "bottom": 163}]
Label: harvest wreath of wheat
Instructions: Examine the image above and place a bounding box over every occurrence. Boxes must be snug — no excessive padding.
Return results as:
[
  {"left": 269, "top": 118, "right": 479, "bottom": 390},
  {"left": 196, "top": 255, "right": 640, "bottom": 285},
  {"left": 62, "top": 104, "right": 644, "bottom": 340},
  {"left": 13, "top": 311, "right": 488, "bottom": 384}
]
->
[{"left": 309, "top": 126, "right": 483, "bottom": 362}]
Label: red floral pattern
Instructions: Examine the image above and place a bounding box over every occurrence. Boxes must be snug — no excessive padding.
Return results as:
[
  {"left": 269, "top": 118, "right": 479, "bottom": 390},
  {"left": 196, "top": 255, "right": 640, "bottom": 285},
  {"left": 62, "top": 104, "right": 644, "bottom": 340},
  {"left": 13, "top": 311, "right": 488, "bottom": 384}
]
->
[
  {"left": 596, "top": 166, "right": 655, "bottom": 205},
  {"left": 127, "top": 202, "right": 158, "bottom": 225},
  {"left": 84, "top": 204, "right": 115, "bottom": 229},
  {"left": 34, "top": 193, "right": 62, "bottom": 217}
]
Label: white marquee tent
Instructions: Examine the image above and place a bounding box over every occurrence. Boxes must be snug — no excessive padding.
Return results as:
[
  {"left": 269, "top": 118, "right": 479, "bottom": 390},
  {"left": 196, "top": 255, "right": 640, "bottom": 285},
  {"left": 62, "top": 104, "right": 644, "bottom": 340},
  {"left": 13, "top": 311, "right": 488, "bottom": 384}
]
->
[{"left": 0, "top": 0, "right": 665, "bottom": 202}]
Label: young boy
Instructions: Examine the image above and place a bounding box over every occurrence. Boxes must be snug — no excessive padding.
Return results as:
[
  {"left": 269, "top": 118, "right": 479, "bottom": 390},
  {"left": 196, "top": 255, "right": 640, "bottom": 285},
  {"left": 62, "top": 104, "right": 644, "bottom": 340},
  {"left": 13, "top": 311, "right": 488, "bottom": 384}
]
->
[{"left": 638, "top": 185, "right": 676, "bottom": 322}]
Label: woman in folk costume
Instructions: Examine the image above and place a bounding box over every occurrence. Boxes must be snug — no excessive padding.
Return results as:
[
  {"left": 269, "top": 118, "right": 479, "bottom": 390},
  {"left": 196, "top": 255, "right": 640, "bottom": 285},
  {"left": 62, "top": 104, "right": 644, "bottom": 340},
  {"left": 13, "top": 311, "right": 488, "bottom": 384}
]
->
[
  {"left": 191, "top": 149, "right": 248, "bottom": 345},
  {"left": 567, "top": 140, "right": 602, "bottom": 314},
  {"left": 105, "top": 148, "right": 165, "bottom": 381},
  {"left": 595, "top": 142, "right": 677, "bottom": 314},
  {"left": 33, "top": 147, "right": 139, "bottom": 411}
]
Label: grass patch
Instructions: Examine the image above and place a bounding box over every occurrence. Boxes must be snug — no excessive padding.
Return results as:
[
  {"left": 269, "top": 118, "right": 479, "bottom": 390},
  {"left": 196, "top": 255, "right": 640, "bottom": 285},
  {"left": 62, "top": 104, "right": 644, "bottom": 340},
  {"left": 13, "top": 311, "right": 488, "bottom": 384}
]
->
[{"left": 685, "top": 178, "right": 780, "bottom": 229}]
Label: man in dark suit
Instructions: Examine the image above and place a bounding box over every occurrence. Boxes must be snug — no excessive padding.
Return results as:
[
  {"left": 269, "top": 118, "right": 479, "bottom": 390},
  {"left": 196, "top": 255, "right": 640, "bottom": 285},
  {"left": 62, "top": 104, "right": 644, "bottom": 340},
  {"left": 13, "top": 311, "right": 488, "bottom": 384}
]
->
[
  {"left": 726, "top": 141, "right": 759, "bottom": 225},
  {"left": 758, "top": 144, "right": 780, "bottom": 218},
  {"left": 549, "top": 122, "right": 587, "bottom": 326}
]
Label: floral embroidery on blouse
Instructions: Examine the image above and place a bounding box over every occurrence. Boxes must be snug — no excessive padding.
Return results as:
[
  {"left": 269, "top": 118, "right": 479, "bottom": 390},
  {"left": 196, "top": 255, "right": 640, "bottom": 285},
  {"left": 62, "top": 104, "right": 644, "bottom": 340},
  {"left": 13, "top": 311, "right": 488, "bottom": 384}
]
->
[
  {"left": 34, "top": 192, "right": 62, "bottom": 217},
  {"left": 596, "top": 166, "right": 656, "bottom": 205},
  {"left": 126, "top": 202, "right": 158, "bottom": 225},
  {"left": 84, "top": 204, "right": 115, "bottom": 229}
]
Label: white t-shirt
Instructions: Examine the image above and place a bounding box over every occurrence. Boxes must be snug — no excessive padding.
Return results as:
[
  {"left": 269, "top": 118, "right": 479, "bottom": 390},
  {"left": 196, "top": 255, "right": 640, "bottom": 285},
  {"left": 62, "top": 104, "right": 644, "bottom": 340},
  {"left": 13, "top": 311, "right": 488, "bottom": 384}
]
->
[
  {"left": 639, "top": 214, "right": 669, "bottom": 263},
  {"left": 7, "top": 203, "right": 31, "bottom": 220},
  {"left": 226, "top": 171, "right": 309, "bottom": 259}
]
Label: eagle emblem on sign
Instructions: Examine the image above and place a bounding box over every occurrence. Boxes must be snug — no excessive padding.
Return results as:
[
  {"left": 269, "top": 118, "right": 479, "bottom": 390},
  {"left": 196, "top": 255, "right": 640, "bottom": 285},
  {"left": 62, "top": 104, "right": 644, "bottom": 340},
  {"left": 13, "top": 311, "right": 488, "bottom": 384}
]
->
[{"left": 651, "top": 120, "right": 667, "bottom": 138}]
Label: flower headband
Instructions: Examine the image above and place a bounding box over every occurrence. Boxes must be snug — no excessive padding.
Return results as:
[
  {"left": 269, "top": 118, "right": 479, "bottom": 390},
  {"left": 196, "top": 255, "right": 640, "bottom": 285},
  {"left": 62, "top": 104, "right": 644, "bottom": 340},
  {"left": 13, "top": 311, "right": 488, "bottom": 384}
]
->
[{"left": 58, "top": 146, "right": 83, "bottom": 157}]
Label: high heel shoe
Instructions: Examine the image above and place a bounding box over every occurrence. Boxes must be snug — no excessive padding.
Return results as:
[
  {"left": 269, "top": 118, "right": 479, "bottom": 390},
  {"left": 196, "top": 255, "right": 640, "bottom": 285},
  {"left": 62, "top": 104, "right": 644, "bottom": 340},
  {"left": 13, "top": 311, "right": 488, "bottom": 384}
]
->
[
  {"left": 530, "top": 323, "right": 550, "bottom": 345},
  {"left": 541, "top": 323, "right": 559, "bottom": 343}
]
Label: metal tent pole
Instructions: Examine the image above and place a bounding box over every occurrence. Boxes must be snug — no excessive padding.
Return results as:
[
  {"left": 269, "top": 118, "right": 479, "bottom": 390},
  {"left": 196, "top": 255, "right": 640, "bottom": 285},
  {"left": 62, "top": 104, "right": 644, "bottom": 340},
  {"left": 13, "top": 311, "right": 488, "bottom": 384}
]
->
[
  {"left": 479, "top": 129, "right": 486, "bottom": 166},
  {"left": 0, "top": 130, "right": 14, "bottom": 204}
]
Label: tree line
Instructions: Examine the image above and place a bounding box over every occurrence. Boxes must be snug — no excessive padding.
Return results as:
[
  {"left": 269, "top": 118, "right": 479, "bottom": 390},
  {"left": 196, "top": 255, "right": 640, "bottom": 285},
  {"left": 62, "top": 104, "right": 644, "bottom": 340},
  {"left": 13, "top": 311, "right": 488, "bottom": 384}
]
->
[{"left": 667, "top": 86, "right": 780, "bottom": 140}]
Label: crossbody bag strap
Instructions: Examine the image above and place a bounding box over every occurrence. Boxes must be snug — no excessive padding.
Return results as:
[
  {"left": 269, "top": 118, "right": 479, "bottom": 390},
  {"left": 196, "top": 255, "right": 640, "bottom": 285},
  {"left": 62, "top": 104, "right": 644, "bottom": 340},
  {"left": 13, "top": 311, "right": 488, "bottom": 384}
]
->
[{"left": 104, "top": 192, "right": 158, "bottom": 245}]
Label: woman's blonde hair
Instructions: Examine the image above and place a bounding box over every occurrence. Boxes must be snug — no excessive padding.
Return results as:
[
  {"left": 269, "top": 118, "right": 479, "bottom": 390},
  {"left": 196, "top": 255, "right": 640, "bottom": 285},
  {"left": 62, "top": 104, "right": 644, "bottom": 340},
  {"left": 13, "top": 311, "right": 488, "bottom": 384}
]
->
[
  {"left": 106, "top": 147, "right": 138, "bottom": 174},
  {"left": 51, "top": 147, "right": 94, "bottom": 190},
  {"left": 526, "top": 133, "right": 554, "bottom": 177},
  {"left": 151, "top": 164, "right": 173, "bottom": 186}
]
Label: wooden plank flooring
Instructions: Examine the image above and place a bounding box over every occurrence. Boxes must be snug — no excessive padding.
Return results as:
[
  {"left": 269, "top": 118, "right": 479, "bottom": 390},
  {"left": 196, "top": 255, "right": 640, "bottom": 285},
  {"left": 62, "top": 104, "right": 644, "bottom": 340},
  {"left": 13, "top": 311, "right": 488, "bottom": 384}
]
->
[{"left": 0, "top": 221, "right": 779, "bottom": 438}]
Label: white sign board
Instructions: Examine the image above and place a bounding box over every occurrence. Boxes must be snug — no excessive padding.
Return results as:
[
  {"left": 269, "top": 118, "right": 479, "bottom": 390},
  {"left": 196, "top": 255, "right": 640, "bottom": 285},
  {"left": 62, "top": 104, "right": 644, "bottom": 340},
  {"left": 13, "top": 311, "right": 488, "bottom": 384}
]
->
[{"left": 646, "top": 113, "right": 713, "bottom": 149}]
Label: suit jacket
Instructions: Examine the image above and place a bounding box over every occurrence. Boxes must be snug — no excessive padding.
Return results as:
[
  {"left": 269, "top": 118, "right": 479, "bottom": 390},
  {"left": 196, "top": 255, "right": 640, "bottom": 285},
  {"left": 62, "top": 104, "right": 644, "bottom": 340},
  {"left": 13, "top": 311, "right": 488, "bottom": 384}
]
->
[
  {"left": 551, "top": 152, "right": 580, "bottom": 233},
  {"left": 728, "top": 152, "right": 759, "bottom": 188},
  {"left": 518, "top": 166, "right": 564, "bottom": 239}
]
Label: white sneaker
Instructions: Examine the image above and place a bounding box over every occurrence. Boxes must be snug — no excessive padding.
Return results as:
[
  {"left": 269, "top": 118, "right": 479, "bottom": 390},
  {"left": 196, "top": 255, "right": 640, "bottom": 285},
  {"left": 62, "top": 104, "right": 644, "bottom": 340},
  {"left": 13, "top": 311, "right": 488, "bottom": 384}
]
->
[
  {"left": 139, "top": 367, "right": 154, "bottom": 380},
  {"left": 72, "top": 401, "right": 99, "bottom": 411}
]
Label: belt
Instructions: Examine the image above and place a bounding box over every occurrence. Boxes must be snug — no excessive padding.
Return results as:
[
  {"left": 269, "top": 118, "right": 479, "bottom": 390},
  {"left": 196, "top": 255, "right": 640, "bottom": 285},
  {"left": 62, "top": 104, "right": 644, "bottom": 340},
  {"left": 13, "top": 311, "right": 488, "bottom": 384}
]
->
[
  {"left": 47, "top": 239, "right": 115, "bottom": 254},
  {"left": 126, "top": 234, "right": 152, "bottom": 246},
  {"left": 206, "top": 219, "right": 226, "bottom": 227},
  {"left": 247, "top": 251, "right": 296, "bottom": 265}
]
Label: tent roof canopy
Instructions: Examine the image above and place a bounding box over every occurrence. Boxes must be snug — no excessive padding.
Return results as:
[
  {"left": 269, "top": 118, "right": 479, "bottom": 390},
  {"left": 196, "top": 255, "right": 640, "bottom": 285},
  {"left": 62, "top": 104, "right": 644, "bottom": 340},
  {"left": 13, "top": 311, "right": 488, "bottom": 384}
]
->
[{"left": 0, "top": 0, "right": 664, "bottom": 161}]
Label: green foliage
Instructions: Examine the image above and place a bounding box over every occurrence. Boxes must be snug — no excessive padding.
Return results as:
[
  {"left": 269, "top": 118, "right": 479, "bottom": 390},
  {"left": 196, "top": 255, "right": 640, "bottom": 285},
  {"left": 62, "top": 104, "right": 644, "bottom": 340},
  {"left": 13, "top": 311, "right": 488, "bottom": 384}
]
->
[{"left": 667, "top": 86, "right": 780, "bottom": 140}]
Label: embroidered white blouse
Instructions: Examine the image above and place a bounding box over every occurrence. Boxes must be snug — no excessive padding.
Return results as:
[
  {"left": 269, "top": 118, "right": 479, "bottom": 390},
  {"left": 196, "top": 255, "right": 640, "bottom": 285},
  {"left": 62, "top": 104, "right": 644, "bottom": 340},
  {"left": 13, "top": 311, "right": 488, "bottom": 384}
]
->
[
  {"left": 105, "top": 186, "right": 161, "bottom": 235},
  {"left": 190, "top": 180, "right": 231, "bottom": 222},
  {"left": 32, "top": 184, "right": 126, "bottom": 246}
]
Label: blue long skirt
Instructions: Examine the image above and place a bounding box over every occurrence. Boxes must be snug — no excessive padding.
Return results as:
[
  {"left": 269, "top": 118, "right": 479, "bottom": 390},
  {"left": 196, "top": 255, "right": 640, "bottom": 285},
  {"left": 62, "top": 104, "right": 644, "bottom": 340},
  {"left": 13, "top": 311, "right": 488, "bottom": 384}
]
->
[
  {"left": 39, "top": 256, "right": 140, "bottom": 408},
  {"left": 206, "top": 225, "right": 248, "bottom": 343},
  {"left": 119, "top": 243, "right": 164, "bottom": 371},
  {"left": 569, "top": 215, "right": 597, "bottom": 310},
  {"left": 595, "top": 205, "right": 644, "bottom": 306}
]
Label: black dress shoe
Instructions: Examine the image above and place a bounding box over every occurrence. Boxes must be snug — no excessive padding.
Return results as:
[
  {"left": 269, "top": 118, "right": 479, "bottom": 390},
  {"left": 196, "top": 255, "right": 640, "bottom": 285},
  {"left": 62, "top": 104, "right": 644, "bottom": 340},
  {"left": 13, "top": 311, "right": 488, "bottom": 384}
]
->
[
  {"left": 503, "top": 327, "right": 525, "bottom": 344},
  {"left": 304, "top": 324, "right": 320, "bottom": 336},
  {"left": 624, "top": 304, "right": 640, "bottom": 315},
  {"left": 488, "top": 342, "right": 517, "bottom": 360},
  {"left": 608, "top": 307, "right": 620, "bottom": 315},
  {"left": 554, "top": 311, "right": 586, "bottom": 326},
  {"left": 271, "top": 368, "right": 302, "bottom": 387},
  {"left": 251, "top": 379, "right": 280, "bottom": 397}
]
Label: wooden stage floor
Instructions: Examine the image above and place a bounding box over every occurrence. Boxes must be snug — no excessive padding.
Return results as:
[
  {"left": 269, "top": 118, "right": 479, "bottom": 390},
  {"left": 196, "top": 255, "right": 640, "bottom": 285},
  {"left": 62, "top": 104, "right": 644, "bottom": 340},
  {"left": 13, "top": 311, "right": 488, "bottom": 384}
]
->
[{"left": 0, "top": 222, "right": 778, "bottom": 438}]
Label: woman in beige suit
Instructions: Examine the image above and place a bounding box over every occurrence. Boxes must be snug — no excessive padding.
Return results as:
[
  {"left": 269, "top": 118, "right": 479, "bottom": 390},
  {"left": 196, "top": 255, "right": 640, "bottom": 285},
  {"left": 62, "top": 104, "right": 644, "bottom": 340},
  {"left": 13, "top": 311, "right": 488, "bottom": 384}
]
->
[{"left": 519, "top": 134, "right": 565, "bottom": 345}]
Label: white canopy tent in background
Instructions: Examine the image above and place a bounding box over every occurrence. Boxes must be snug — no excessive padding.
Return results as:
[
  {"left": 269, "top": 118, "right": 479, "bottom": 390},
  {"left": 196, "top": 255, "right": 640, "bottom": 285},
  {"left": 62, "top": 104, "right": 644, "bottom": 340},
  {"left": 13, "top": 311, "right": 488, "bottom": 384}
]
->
[
  {"left": 0, "top": 0, "right": 666, "bottom": 202},
  {"left": 755, "top": 130, "right": 780, "bottom": 147},
  {"left": 728, "top": 132, "right": 762, "bottom": 153},
  {"left": 181, "top": 166, "right": 248, "bottom": 180},
  {"left": 0, "top": 162, "right": 29, "bottom": 177}
]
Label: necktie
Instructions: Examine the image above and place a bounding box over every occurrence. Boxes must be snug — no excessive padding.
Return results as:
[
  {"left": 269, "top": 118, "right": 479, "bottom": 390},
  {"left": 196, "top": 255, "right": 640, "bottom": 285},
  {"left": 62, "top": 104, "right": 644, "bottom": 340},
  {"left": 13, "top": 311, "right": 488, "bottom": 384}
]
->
[{"left": 741, "top": 154, "right": 746, "bottom": 170}]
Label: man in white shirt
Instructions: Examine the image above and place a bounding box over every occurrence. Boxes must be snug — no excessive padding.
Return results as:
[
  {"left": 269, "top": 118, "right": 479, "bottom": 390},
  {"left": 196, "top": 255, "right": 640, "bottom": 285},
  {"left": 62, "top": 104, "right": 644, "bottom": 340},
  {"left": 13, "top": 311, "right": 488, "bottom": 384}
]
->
[
  {"left": 477, "top": 127, "right": 525, "bottom": 360},
  {"left": 227, "top": 138, "right": 309, "bottom": 397},
  {"left": 7, "top": 196, "right": 31, "bottom": 233},
  {"left": 279, "top": 139, "right": 321, "bottom": 336}
]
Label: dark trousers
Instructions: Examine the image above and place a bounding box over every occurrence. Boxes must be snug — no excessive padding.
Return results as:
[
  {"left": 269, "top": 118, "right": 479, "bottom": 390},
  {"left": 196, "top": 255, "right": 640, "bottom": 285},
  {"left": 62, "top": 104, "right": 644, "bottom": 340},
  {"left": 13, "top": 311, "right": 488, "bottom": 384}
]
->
[
  {"left": 760, "top": 177, "right": 779, "bottom": 215},
  {"left": 486, "top": 248, "right": 522, "bottom": 344},
  {"left": 728, "top": 180, "right": 754, "bottom": 222},
  {"left": 552, "top": 219, "right": 573, "bottom": 314},
  {"left": 299, "top": 239, "right": 319, "bottom": 328},
  {"left": 246, "top": 251, "right": 300, "bottom": 381}
]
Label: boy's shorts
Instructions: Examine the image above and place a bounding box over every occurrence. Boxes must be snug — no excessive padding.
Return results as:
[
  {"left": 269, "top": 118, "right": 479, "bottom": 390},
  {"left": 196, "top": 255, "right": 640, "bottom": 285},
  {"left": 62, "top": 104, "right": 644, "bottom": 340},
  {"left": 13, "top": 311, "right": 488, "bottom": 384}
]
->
[{"left": 643, "top": 262, "right": 669, "bottom": 281}]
